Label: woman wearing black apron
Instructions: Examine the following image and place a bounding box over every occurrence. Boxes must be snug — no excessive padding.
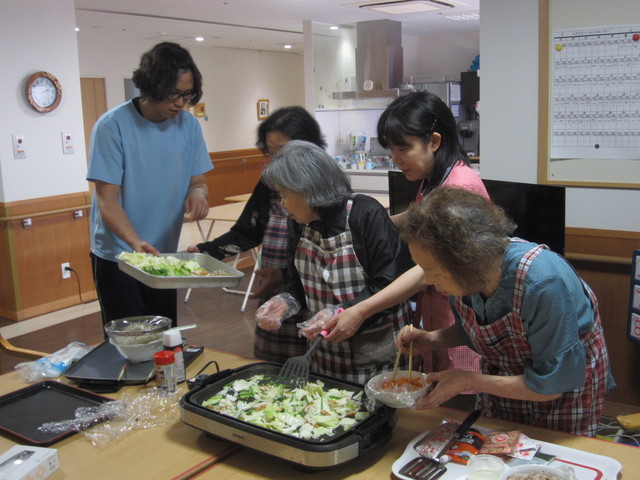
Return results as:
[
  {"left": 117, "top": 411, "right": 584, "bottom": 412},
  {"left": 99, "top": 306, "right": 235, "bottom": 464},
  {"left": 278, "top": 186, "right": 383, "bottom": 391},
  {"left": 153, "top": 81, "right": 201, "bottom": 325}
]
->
[
  {"left": 188, "top": 106, "right": 326, "bottom": 362},
  {"left": 257, "top": 140, "right": 413, "bottom": 384}
]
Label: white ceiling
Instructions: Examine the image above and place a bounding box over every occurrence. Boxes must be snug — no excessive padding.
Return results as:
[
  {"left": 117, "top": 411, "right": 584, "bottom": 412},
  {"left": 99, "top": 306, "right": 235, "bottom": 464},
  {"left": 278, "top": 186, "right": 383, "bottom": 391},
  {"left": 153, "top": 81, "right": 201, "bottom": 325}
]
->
[{"left": 74, "top": 0, "right": 480, "bottom": 54}]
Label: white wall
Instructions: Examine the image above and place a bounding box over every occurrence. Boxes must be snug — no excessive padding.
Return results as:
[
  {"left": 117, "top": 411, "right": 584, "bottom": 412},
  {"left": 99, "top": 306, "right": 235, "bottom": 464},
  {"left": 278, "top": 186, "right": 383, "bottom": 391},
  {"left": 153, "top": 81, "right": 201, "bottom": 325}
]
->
[
  {"left": 0, "top": 0, "right": 88, "bottom": 202},
  {"left": 480, "top": 0, "right": 639, "bottom": 232},
  {"left": 403, "top": 31, "right": 480, "bottom": 80},
  {"left": 77, "top": 34, "right": 305, "bottom": 152},
  {"left": 0, "top": 2, "right": 304, "bottom": 203}
]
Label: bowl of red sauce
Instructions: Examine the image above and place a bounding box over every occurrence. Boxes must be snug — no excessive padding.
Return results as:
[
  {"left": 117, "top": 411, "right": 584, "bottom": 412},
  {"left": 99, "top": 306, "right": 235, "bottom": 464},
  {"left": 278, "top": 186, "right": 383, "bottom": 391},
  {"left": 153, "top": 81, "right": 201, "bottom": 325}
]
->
[{"left": 365, "top": 370, "right": 430, "bottom": 408}]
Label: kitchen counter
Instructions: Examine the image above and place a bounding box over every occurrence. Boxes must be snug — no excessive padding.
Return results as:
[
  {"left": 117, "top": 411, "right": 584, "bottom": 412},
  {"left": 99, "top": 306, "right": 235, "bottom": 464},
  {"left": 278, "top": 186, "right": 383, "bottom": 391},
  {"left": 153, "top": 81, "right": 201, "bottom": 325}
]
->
[
  {"left": 0, "top": 349, "right": 637, "bottom": 479},
  {"left": 344, "top": 169, "right": 397, "bottom": 194},
  {"left": 343, "top": 168, "right": 396, "bottom": 174}
]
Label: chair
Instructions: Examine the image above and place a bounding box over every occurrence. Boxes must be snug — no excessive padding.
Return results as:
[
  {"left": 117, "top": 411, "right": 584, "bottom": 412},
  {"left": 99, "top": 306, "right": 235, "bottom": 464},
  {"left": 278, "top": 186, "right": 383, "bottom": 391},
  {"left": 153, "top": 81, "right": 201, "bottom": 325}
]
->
[
  {"left": 0, "top": 332, "right": 47, "bottom": 371},
  {"left": 0, "top": 333, "right": 46, "bottom": 358},
  {"left": 222, "top": 246, "right": 262, "bottom": 312}
]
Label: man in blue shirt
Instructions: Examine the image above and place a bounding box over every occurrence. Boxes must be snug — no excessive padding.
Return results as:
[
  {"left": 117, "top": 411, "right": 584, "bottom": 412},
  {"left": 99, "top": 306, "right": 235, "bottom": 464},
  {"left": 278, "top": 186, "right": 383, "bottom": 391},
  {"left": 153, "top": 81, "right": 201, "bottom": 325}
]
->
[{"left": 87, "top": 42, "right": 212, "bottom": 330}]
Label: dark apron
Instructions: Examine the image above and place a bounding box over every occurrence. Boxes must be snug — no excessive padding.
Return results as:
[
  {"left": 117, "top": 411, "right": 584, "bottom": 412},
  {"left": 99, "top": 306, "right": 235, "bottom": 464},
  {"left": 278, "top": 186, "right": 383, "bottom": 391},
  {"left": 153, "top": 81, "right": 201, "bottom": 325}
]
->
[
  {"left": 295, "top": 198, "right": 411, "bottom": 384},
  {"left": 254, "top": 198, "right": 307, "bottom": 362}
]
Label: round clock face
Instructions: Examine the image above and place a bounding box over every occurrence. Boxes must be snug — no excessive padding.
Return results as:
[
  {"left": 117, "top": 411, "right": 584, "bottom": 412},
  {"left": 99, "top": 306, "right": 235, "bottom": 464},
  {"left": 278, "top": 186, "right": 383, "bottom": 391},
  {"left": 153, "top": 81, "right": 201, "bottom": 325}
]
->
[{"left": 26, "top": 72, "right": 62, "bottom": 113}]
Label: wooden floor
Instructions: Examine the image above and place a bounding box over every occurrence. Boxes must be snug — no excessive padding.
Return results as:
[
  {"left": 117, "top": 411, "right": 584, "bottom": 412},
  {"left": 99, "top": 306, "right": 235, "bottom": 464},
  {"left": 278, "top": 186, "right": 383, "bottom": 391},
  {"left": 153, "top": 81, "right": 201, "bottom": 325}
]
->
[{"left": 0, "top": 267, "right": 261, "bottom": 374}]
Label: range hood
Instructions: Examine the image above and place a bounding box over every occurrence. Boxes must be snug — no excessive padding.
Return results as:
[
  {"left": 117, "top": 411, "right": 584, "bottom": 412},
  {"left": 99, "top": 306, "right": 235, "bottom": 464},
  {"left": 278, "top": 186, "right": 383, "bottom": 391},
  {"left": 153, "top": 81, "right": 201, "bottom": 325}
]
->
[{"left": 332, "top": 20, "right": 410, "bottom": 100}]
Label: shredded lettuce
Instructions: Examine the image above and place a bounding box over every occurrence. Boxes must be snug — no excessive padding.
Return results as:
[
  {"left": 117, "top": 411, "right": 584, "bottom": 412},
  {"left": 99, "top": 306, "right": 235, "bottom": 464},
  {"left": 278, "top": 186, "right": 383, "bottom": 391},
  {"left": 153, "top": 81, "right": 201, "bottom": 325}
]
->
[
  {"left": 200, "top": 374, "right": 369, "bottom": 440},
  {"left": 118, "top": 252, "right": 217, "bottom": 277}
]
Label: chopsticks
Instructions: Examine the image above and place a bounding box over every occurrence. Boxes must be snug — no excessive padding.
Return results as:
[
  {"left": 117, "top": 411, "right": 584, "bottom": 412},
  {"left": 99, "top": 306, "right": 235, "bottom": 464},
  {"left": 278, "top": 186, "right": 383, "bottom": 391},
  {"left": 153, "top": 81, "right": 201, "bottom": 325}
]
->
[
  {"left": 393, "top": 324, "right": 414, "bottom": 382},
  {"left": 116, "top": 362, "right": 128, "bottom": 382},
  {"left": 408, "top": 325, "right": 413, "bottom": 383},
  {"left": 392, "top": 349, "right": 401, "bottom": 381}
]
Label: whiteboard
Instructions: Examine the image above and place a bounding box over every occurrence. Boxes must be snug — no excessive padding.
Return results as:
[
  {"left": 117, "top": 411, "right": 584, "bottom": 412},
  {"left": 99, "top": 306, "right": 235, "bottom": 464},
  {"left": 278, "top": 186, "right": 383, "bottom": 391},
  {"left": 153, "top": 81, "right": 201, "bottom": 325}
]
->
[{"left": 544, "top": 23, "right": 640, "bottom": 187}]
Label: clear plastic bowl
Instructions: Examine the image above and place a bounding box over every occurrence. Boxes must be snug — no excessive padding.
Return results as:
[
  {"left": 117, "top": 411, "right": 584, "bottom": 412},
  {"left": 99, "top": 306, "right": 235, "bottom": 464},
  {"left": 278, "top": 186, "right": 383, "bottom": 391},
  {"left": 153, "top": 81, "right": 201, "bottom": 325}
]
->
[
  {"left": 109, "top": 337, "right": 163, "bottom": 363},
  {"left": 467, "top": 454, "right": 506, "bottom": 480},
  {"left": 365, "top": 370, "right": 430, "bottom": 408},
  {"left": 105, "top": 316, "right": 172, "bottom": 346}
]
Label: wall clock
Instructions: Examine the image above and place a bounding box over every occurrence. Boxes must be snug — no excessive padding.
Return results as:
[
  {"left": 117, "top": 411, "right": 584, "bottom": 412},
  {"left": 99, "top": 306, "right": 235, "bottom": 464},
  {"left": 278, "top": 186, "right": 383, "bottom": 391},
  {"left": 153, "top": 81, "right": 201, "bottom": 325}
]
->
[{"left": 25, "top": 71, "right": 62, "bottom": 113}]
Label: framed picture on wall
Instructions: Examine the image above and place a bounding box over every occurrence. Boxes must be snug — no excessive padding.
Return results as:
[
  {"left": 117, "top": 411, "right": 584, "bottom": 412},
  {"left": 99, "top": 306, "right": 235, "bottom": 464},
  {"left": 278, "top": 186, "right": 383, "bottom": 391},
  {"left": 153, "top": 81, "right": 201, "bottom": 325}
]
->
[
  {"left": 194, "top": 103, "right": 206, "bottom": 117},
  {"left": 257, "top": 99, "right": 269, "bottom": 120}
]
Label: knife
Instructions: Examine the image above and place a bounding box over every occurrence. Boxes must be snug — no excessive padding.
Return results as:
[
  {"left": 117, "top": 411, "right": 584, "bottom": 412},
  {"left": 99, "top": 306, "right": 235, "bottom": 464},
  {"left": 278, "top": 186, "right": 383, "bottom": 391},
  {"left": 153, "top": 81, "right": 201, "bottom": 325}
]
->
[
  {"left": 0, "top": 450, "right": 35, "bottom": 473},
  {"left": 432, "top": 409, "right": 481, "bottom": 459}
]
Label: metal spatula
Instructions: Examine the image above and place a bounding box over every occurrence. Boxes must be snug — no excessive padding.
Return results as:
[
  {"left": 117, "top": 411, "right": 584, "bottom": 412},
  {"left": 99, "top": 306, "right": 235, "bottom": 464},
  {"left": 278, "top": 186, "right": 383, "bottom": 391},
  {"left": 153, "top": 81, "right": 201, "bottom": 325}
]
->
[{"left": 278, "top": 330, "right": 327, "bottom": 388}]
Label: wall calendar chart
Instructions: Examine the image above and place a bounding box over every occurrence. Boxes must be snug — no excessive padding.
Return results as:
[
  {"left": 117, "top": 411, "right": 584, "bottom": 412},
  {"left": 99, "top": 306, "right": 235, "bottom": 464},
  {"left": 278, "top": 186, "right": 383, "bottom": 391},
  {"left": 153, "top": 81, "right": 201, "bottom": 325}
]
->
[{"left": 551, "top": 25, "right": 640, "bottom": 160}]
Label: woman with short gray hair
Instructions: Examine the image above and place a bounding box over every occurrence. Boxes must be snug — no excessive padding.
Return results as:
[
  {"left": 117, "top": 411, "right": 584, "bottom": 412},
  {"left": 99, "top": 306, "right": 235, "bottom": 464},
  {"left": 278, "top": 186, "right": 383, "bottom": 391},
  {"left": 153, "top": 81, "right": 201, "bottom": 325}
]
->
[
  {"left": 261, "top": 140, "right": 351, "bottom": 209},
  {"left": 258, "top": 140, "right": 413, "bottom": 384}
]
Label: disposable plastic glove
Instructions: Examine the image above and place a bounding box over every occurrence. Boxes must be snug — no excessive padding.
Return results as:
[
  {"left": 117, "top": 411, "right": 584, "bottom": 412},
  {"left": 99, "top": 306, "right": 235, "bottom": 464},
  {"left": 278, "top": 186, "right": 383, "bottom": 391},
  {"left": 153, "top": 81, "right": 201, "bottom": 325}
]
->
[
  {"left": 297, "top": 305, "right": 342, "bottom": 339},
  {"left": 255, "top": 292, "right": 301, "bottom": 330}
]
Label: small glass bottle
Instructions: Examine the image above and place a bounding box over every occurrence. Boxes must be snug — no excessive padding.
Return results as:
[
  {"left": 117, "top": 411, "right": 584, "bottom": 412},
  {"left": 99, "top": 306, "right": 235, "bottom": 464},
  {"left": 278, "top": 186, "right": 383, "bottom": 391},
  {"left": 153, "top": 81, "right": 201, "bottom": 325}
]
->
[{"left": 153, "top": 350, "right": 177, "bottom": 395}]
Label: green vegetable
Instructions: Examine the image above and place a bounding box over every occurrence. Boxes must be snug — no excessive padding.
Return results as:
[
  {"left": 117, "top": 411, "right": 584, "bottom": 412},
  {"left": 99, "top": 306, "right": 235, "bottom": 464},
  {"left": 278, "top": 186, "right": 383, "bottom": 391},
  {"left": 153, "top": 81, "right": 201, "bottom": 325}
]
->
[
  {"left": 201, "top": 374, "right": 369, "bottom": 440},
  {"left": 118, "top": 252, "right": 210, "bottom": 277}
]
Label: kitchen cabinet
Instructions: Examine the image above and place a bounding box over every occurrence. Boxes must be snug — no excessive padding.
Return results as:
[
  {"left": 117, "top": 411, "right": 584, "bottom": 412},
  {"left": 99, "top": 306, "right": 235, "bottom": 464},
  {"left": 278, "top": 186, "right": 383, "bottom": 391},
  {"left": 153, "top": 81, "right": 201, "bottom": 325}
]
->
[{"left": 204, "top": 149, "right": 267, "bottom": 206}]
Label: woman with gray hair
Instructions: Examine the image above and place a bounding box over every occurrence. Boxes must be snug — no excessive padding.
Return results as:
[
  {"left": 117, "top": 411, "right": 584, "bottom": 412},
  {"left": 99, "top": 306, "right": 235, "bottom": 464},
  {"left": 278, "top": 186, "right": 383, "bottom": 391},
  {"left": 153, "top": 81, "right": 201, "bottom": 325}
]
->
[
  {"left": 395, "top": 187, "right": 614, "bottom": 436},
  {"left": 257, "top": 140, "right": 413, "bottom": 384}
]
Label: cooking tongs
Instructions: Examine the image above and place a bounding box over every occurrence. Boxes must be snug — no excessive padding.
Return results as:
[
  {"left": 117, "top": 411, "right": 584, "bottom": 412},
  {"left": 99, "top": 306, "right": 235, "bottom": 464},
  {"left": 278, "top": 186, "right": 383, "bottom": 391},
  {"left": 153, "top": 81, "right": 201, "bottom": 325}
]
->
[{"left": 399, "top": 457, "right": 447, "bottom": 480}]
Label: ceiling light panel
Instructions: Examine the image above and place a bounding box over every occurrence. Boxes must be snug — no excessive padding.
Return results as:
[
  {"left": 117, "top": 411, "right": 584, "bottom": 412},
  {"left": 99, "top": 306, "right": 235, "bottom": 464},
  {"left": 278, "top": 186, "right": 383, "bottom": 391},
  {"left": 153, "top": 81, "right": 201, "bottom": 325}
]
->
[
  {"left": 366, "top": 3, "right": 441, "bottom": 14},
  {"left": 441, "top": 10, "right": 479, "bottom": 20}
]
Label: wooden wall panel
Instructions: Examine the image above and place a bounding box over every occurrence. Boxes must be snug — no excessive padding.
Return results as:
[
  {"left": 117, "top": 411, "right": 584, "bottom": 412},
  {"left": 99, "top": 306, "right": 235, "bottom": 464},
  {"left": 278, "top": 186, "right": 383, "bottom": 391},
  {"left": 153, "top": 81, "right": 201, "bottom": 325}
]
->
[
  {"left": 80, "top": 78, "right": 106, "bottom": 162},
  {"left": 0, "top": 193, "right": 96, "bottom": 321},
  {"left": 565, "top": 227, "right": 640, "bottom": 407},
  {"left": 205, "top": 149, "right": 267, "bottom": 206},
  {"left": 0, "top": 223, "right": 14, "bottom": 313}
]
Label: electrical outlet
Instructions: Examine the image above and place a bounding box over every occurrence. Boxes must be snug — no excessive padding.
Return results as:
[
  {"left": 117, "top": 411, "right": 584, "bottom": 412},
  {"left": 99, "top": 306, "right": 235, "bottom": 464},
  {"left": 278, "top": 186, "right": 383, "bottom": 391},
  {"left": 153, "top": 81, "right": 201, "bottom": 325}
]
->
[{"left": 61, "top": 262, "right": 71, "bottom": 279}]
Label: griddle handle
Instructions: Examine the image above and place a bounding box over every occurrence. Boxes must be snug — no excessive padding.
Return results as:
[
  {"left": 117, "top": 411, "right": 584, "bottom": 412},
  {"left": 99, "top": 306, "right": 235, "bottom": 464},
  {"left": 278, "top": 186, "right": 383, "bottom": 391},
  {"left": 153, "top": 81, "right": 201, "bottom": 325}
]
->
[{"left": 355, "top": 408, "right": 398, "bottom": 453}]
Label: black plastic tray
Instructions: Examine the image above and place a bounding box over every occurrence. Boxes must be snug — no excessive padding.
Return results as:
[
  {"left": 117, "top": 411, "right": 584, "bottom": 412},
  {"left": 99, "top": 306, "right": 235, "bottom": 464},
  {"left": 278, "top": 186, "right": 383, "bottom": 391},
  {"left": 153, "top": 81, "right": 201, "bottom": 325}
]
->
[
  {"left": 0, "top": 381, "right": 114, "bottom": 445},
  {"left": 64, "top": 340, "right": 155, "bottom": 385},
  {"left": 64, "top": 340, "right": 204, "bottom": 389}
]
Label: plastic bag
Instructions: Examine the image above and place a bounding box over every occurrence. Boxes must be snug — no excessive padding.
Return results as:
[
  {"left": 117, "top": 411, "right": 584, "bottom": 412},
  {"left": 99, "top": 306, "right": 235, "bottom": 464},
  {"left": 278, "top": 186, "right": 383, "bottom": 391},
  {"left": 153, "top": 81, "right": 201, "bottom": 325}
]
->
[
  {"left": 38, "top": 388, "right": 181, "bottom": 448},
  {"left": 297, "top": 305, "right": 342, "bottom": 339},
  {"left": 15, "top": 342, "right": 91, "bottom": 382},
  {"left": 255, "top": 293, "right": 301, "bottom": 330},
  {"left": 38, "top": 400, "right": 127, "bottom": 434}
]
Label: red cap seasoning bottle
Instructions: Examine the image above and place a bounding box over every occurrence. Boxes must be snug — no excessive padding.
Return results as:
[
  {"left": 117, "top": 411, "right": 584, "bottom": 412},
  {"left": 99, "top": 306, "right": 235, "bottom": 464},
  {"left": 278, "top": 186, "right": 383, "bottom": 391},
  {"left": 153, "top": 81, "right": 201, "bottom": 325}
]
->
[{"left": 153, "top": 350, "right": 177, "bottom": 395}]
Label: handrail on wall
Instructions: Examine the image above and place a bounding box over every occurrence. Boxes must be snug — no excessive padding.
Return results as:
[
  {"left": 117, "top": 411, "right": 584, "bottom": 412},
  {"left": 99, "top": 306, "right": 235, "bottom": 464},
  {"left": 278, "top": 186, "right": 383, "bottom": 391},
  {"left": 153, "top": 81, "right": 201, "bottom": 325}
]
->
[
  {"left": 565, "top": 252, "right": 632, "bottom": 266},
  {"left": 0, "top": 205, "right": 90, "bottom": 223}
]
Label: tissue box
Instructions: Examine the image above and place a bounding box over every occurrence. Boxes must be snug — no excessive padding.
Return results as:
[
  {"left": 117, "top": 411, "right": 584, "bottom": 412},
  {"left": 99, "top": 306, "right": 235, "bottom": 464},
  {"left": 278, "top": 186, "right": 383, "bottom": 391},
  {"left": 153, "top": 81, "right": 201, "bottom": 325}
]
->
[{"left": 0, "top": 446, "right": 58, "bottom": 480}]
